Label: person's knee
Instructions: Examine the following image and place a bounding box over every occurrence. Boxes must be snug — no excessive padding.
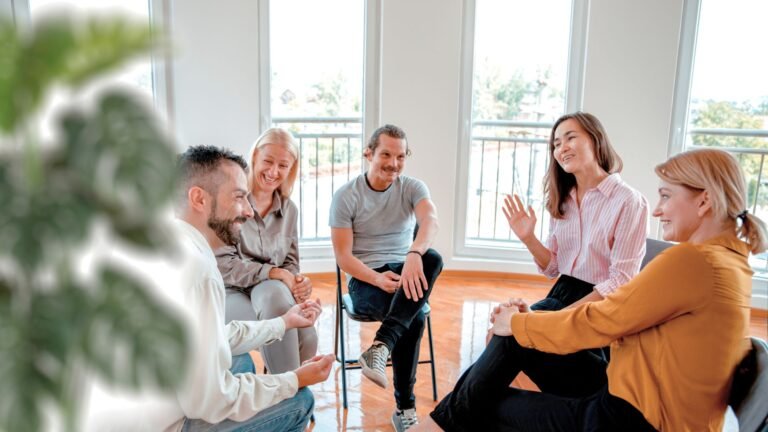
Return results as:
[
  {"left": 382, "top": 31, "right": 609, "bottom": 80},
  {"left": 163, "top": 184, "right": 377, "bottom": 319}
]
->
[
  {"left": 295, "top": 388, "right": 315, "bottom": 422},
  {"left": 253, "top": 280, "right": 295, "bottom": 316},
  {"left": 422, "top": 249, "right": 444, "bottom": 275},
  {"left": 410, "top": 310, "right": 426, "bottom": 330}
]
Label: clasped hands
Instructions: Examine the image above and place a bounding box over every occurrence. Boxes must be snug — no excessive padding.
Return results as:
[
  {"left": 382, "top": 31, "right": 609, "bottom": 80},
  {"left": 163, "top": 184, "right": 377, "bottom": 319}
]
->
[
  {"left": 271, "top": 268, "right": 312, "bottom": 302},
  {"left": 375, "top": 252, "right": 427, "bottom": 302},
  {"left": 489, "top": 298, "right": 530, "bottom": 337}
]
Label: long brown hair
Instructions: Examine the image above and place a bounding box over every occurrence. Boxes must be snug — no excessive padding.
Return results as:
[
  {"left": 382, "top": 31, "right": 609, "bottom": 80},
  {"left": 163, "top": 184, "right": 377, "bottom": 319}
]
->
[
  {"left": 655, "top": 149, "right": 768, "bottom": 254},
  {"left": 543, "top": 112, "right": 623, "bottom": 218}
]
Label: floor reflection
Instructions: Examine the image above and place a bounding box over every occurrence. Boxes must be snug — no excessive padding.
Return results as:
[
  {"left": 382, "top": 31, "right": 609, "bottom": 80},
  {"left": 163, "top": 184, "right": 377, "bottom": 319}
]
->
[{"left": 248, "top": 275, "right": 767, "bottom": 431}]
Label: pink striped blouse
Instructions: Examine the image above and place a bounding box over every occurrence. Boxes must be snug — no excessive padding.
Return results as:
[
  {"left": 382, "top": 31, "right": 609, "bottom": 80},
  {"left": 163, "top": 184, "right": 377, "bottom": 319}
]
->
[{"left": 539, "top": 173, "right": 649, "bottom": 297}]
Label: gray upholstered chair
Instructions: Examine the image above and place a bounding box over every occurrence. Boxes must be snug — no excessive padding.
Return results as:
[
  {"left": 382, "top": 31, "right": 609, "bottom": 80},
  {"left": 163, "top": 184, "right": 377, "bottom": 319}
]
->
[{"left": 640, "top": 238, "right": 673, "bottom": 270}]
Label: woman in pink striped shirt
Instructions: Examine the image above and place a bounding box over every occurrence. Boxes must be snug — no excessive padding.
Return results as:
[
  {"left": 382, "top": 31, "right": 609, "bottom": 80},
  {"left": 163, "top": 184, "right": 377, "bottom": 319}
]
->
[{"left": 503, "top": 112, "right": 649, "bottom": 314}]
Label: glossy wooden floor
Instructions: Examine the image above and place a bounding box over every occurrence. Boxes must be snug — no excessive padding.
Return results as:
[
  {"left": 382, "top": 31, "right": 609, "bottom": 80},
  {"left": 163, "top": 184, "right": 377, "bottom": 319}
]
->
[{"left": 249, "top": 274, "right": 768, "bottom": 432}]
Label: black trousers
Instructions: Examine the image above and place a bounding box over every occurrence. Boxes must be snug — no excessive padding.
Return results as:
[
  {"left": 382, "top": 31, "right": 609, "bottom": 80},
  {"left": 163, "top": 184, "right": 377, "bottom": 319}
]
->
[
  {"left": 531, "top": 274, "right": 609, "bottom": 362},
  {"left": 429, "top": 274, "right": 653, "bottom": 431},
  {"left": 348, "top": 248, "right": 443, "bottom": 410},
  {"left": 430, "top": 335, "right": 654, "bottom": 431}
]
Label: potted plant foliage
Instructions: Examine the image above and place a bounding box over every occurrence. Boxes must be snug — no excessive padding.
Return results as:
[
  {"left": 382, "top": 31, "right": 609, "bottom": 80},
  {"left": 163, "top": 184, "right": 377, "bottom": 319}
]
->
[{"left": 0, "top": 13, "right": 186, "bottom": 432}]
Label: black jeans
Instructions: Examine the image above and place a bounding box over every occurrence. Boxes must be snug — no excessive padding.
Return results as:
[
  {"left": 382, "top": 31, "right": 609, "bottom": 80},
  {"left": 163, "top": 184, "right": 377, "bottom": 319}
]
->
[
  {"left": 531, "top": 274, "right": 609, "bottom": 363},
  {"left": 348, "top": 248, "right": 443, "bottom": 410},
  {"left": 430, "top": 335, "right": 655, "bottom": 431}
]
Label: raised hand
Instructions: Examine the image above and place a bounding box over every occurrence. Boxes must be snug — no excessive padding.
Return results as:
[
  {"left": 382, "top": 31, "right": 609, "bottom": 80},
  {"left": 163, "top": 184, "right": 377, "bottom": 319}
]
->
[{"left": 502, "top": 194, "right": 537, "bottom": 243}]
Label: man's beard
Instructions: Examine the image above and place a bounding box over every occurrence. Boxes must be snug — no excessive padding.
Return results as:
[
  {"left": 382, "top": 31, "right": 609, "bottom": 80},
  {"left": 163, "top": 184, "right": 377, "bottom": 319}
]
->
[{"left": 207, "top": 199, "right": 247, "bottom": 246}]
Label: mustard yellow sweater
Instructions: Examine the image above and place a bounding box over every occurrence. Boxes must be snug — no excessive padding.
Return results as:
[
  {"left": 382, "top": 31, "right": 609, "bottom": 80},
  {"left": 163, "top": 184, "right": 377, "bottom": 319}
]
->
[{"left": 511, "top": 233, "right": 753, "bottom": 431}]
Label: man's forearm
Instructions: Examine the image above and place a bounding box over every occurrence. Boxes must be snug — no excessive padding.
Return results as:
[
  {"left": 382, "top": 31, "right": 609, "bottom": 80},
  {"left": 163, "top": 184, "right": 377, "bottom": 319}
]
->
[
  {"left": 411, "top": 215, "right": 439, "bottom": 254},
  {"left": 337, "top": 254, "right": 380, "bottom": 286}
]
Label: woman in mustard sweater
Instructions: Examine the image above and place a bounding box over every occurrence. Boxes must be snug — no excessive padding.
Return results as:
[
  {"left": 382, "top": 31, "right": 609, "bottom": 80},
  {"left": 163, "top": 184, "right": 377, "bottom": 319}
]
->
[{"left": 419, "top": 148, "right": 767, "bottom": 431}]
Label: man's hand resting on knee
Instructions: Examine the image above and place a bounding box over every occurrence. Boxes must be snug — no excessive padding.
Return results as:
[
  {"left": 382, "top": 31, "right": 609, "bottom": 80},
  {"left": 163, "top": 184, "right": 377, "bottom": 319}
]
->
[{"left": 400, "top": 252, "right": 428, "bottom": 302}]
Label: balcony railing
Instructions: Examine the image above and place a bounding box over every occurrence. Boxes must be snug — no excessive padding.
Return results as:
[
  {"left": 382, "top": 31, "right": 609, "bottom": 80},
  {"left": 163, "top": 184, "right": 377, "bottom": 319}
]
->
[
  {"left": 465, "top": 120, "right": 552, "bottom": 248},
  {"left": 687, "top": 127, "right": 768, "bottom": 275},
  {"left": 272, "top": 117, "right": 364, "bottom": 244}
]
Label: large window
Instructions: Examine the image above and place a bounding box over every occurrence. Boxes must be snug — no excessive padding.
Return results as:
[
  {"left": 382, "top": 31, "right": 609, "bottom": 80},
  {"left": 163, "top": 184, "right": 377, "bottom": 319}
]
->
[
  {"left": 266, "top": 0, "right": 369, "bottom": 249},
  {"left": 674, "top": 0, "right": 768, "bottom": 275},
  {"left": 455, "top": 0, "right": 585, "bottom": 258},
  {"left": 28, "top": 0, "right": 160, "bottom": 100},
  {"left": 22, "top": 0, "right": 169, "bottom": 137}
]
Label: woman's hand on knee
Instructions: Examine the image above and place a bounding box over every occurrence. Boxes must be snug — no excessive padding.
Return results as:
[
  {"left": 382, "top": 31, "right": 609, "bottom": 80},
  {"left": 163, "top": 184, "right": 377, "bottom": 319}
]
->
[
  {"left": 490, "top": 305, "right": 516, "bottom": 337},
  {"left": 292, "top": 274, "right": 312, "bottom": 302}
]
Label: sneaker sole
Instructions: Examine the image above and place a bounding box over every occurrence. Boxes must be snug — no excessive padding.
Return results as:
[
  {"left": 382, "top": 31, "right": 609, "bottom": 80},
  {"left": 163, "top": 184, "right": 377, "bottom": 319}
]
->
[{"left": 359, "top": 355, "right": 388, "bottom": 388}]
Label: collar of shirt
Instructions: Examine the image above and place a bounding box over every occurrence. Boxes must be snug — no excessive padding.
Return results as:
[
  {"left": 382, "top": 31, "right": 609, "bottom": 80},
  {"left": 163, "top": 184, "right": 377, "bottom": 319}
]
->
[
  {"left": 701, "top": 232, "right": 750, "bottom": 258},
  {"left": 175, "top": 218, "right": 215, "bottom": 259},
  {"left": 248, "top": 190, "right": 285, "bottom": 219},
  {"left": 568, "top": 172, "right": 622, "bottom": 201}
]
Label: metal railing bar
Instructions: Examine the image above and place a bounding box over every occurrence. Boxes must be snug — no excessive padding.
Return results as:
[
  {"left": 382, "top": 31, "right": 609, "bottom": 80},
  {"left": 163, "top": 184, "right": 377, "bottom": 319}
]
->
[
  {"left": 315, "top": 137, "right": 319, "bottom": 238},
  {"left": 753, "top": 154, "right": 765, "bottom": 215},
  {"left": 689, "top": 128, "right": 768, "bottom": 138},
  {"left": 273, "top": 116, "right": 362, "bottom": 124},
  {"left": 473, "top": 120, "right": 553, "bottom": 129},
  {"left": 492, "top": 140, "right": 501, "bottom": 236},
  {"left": 477, "top": 139, "right": 487, "bottom": 237},
  {"left": 473, "top": 136, "right": 548, "bottom": 144}
]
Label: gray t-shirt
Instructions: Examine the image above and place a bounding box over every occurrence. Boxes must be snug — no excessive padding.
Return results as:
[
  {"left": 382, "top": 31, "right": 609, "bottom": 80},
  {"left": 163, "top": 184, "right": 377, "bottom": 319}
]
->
[{"left": 330, "top": 174, "right": 431, "bottom": 269}]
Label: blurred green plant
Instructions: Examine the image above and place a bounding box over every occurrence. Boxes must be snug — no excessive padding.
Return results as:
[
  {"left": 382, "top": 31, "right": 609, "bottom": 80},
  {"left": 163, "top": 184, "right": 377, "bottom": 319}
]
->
[{"left": 0, "top": 14, "right": 186, "bottom": 432}]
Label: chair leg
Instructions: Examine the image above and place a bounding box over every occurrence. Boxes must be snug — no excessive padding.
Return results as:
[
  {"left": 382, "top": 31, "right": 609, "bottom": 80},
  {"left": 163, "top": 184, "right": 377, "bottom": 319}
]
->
[
  {"left": 338, "top": 302, "right": 349, "bottom": 409},
  {"left": 427, "top": 314, "right": 438, "bottom": 401}
]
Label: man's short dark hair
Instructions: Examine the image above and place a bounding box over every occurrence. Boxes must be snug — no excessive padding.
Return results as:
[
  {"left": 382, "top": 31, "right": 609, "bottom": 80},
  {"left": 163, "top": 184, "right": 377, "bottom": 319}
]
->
[
  {"left": 366, "top": 124, "right": 411, "bottom": 156},
  {"left": 176, "top": 145, "right": 248, "bottom": 208}
]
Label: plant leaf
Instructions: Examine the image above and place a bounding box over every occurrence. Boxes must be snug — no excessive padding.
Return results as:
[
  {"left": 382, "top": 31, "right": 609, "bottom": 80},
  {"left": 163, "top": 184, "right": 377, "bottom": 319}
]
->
[
  {"left": 0, "top": 15, "right": 156, "bottom": 134},
  {"left": 0, "top": 19, "right": 21, "bottom": 132},
  {"left": 62, "top": 17, "right": 156, "bottom": 87},
  {"left": 83, "top": 265, "right": 187, "bottom": 390}
]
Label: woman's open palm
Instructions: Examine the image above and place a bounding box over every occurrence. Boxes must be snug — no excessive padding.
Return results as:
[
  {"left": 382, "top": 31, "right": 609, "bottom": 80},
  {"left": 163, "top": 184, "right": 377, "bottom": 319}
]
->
[{"left": 502, "top": 194, "right": 537, "bottom": 242}]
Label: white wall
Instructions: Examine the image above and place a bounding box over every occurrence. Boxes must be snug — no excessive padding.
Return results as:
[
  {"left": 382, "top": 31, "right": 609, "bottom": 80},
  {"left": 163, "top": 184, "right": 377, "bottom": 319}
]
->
[
  {"left": 170, "top": 0, "right": 262, "bottom": 155},
  {"left": 582, "top": 0, "right": 684, "bottom": 239},
  {"left": 168, "top": 0, "right": 686, "bottom": 274}
]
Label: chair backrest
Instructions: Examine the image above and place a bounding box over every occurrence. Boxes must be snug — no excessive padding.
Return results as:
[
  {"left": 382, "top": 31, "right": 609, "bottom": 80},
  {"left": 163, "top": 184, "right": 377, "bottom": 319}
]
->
[
  {"left": 640, "top": 238, "right": 673, "bottom": 270},
  {"left": 729, "top": 337, "right": 768, "bottom": 432}
]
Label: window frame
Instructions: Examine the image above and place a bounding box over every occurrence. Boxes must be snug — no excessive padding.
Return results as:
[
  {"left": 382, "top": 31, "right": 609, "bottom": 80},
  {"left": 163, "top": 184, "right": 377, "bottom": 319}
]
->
[
  {"left": 452, "top": 0, "right": 589, "bottom": 262},
  {"left": 257, "top": 0, "right": 381, "bottom": 259},
  {"left": 669, "top": 0, "right": 768, "bottom": 308},
  {"left": 11, "top": 0, "right": 174, "bottom": 123}
]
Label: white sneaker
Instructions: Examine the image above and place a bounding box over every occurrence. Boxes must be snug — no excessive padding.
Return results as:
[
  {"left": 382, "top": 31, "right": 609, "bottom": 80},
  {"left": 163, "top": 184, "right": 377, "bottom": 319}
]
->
[
  {"left": 358, "top": 343, "right": 389, "bottom": 388},
  {"left": 392, "top": 408, "right": 419, "bottom": 431}
]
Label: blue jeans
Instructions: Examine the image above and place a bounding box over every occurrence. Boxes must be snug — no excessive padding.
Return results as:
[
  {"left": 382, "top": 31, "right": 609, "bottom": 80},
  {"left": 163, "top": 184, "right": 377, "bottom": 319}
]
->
[
  {"left": 348, "top": 248, "right": 443, "bottom": 410},
  {"left": 182, "top": 354, "right": 314, "bottom": 432}
]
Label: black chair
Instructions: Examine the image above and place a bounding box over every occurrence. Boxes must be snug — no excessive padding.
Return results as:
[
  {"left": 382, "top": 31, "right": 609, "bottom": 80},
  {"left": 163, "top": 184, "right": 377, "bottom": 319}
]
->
[
  {"left": 333, "top": 265, "right": 438, "bottom": 409},
  {"left": 729, "top": 337, "right": 768, "bottom": 432}
]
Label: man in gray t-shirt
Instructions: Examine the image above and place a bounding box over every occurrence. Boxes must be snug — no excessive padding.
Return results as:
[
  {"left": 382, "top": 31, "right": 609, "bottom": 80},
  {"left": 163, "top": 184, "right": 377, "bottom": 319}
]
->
[{"left": 330, "top": 124, "right": 442, "bottom": 430}]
